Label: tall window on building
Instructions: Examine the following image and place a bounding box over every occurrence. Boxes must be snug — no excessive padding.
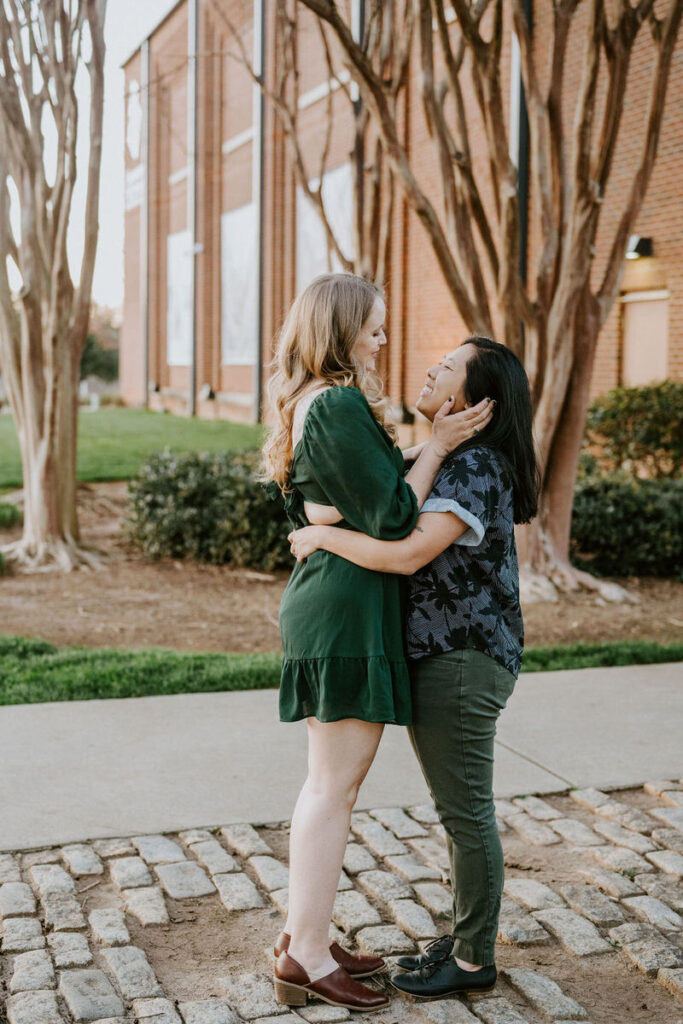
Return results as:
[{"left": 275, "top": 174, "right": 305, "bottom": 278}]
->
[
  {"left": 620, "top": 290, "right": 669, "bottom": 386},
  {"left": 166, "top": 230, "right": 193, "bottom": 366},
  {"left": 221, "top": 202, "right": 259, "bottom": 366},
  {"left": 296, "top": 163, "right": 354, "bottom": 291}
]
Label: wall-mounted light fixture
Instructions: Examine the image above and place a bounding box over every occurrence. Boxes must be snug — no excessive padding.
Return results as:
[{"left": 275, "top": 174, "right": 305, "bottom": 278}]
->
[
  {"left": 199, "top": 383, "right": 215, "bottom": 401},
  {"left": 626, "top": 235, "right": 653, "bottom": 259}
]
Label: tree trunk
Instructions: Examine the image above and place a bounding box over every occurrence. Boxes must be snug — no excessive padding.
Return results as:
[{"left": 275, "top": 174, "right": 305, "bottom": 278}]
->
[
  {"left": 519, "top": 294, "right": 634, "bottom": 603},
  {"left": 0, "top": 1, "right": 106, "bottom": 573},
  {"left": 2, "top": 332, "right": 97, "bottom": 573}
]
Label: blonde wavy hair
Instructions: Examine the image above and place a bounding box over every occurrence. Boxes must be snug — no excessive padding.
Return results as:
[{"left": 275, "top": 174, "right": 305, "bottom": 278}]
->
[{"left": 262, "top": 273, "right": 396, "bottom": 491}]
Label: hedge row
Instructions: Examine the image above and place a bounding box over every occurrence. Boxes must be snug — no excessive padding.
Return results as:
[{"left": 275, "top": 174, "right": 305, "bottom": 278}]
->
[
  {"left": 127, "top": 449, "right": 682, "bottom": 579},
  {"left": 571, "top": 476, "right": 682, "bottom": 579},
  {"left": 126, "top": 450, "right": 290, "bottom": 571},
  {"left": 585, "top": 380, "right": 682, "bottom": 479}
]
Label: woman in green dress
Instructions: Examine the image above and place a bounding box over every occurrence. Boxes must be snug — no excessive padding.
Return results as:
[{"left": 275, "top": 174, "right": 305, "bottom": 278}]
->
[{"left": 261, "top": 273, "right": 492, "bottom": 1012}]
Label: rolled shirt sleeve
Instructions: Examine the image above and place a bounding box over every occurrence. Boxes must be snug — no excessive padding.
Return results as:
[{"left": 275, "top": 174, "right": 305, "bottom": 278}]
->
[
  {"left": 421, "top": 497, "right": 485, "bottom": 546},
  {"left": 423, "top": 447, "right": 502, "bottom": 548}
]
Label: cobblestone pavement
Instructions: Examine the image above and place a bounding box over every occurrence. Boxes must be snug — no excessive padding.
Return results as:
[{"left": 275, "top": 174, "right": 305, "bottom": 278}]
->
[{"left": 2, "top": 783, "right": 683, "bottom": 1024}]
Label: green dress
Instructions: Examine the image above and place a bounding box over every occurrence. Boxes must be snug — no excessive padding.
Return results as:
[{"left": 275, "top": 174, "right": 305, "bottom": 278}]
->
[{"left": 279, "top": 385, "right": 419, "bottom": 724}]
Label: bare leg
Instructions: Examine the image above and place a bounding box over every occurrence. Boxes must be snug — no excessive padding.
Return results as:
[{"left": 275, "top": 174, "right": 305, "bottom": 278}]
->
[
  {"left": 455, "top": 956, "right": 483, "bottom": 970},
  {"left": 284, "top": 717, "right": 384, "bottom": 980}
]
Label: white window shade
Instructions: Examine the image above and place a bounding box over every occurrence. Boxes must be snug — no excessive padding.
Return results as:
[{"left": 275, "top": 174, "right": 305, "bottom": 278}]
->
[
  {"left": 621, "top": 291, "right": 669, "bottom": 386},
  {"left": 221, "top": 202, "right": 258, "bottom": 366},
  {"left": 296, "top": 163, "right": 354, "bottom": 291},
  {"left": 166, "top": 230, "right": 192, "bottom": 366}
]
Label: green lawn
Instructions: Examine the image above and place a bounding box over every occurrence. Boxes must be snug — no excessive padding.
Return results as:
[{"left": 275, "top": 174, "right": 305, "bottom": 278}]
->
[
  {"left": 0, "top": 635, "right": 680, "bottom": 706},
  {"left": 0, "top": 409, "right": 265, "bottom": 490}
]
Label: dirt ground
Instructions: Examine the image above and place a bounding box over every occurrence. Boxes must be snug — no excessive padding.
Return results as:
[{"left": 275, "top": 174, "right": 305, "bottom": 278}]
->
[{"left": 0, "top": 480, "right": 682, "bottom": 653}]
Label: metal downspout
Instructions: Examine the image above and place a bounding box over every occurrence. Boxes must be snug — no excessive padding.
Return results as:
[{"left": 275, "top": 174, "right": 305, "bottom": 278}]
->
[
  {"left": 187, "top": 0, "right": 199, "bottom": 415},
  {"left": 253, "top": 0, "right": 266, "bottom": 423},
  {"left": 141, "top": 38, "right": 150, "bottom": 407}
]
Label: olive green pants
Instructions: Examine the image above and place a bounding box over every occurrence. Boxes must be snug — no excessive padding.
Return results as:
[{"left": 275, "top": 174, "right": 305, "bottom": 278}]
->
[{"left": 407, "top": 648, "right": 516, "bottom": 965}]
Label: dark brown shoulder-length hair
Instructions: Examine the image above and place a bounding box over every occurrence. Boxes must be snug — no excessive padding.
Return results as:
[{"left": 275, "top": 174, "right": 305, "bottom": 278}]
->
[{"left": 458, "top": 336, "right": 540, "bottom": 524}]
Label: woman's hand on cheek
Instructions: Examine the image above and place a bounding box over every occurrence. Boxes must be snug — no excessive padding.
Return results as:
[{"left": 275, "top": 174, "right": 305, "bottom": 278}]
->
[
  {"left": 288, "top": 526, "right": 323, "bottom": 562},
  {"left": 431, "top": 397, "right": 494, "bottom": 457}
]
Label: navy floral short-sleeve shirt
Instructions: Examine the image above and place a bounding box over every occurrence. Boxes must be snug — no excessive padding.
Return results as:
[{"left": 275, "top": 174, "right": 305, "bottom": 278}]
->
[{"left": 405, "top": 445, "right": 523, "bottom": 677}]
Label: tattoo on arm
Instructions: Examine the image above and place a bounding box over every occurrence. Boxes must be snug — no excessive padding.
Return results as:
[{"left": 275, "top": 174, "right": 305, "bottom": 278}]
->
[{"left": 415, "top": 525, "right": 424, "bottom": 533}]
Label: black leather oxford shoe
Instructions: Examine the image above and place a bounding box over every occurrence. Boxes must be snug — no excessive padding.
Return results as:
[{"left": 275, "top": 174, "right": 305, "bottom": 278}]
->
[
  {"left": 394, "top": 934, "right": 453, "bottom": 972},
  {"left": 390, "top": 958, "right": 497, "bottom": 1000}
]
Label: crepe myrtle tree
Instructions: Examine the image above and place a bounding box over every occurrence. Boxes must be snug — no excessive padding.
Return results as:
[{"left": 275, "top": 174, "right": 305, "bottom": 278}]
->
[
  {"left": 293, "top": 0, "right": 680, "bottom": 600},
  {"left": 215, "top": 0, "right": 415, "bottom": 286},
  {"left": 0, "top": 0, "right": 106, "bottom": 571}
]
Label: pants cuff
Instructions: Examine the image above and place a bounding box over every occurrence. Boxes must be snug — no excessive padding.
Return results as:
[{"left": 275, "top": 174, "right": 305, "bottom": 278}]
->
[{"left": 451, "top": 936, "right": 495, "bottom": 966}]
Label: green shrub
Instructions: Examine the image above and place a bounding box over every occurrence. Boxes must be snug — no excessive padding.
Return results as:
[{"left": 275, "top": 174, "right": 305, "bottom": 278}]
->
[
  {"left": 80, "top": 334, "right": 119, "bottom": 381},
  {"left": 585, "top": 380, "right": 683, "bottom": 478},
  {"left": 576, "top": 451, "right": 599, "bottom": 480},
  {"left": 0, "top": 501, "right": 22, "bottom": 528},
  {"left": 127, "top": 449, "right": 291, "bottom": 571},
  {"left": 99, "top": 393, "right": 126, "bottom": 407},
  {"left": 571, "top": 475, "right": 683, "bottom": 578}
]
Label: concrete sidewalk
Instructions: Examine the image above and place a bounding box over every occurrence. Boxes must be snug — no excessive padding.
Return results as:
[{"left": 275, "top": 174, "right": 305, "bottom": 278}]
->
[{"left": 1, "top": 662, "right": 680, "bottom": 852}]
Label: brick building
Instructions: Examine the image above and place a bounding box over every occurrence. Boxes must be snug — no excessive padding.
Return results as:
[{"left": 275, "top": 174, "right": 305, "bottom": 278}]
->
[{"left": 121, "top": 1, "right": 683, "bottom": 434}]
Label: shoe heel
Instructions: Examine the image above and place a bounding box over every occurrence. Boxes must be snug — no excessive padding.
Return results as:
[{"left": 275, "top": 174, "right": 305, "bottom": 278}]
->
[{"left": 274, "top": 979, "right": 307, "bottom": 1006}]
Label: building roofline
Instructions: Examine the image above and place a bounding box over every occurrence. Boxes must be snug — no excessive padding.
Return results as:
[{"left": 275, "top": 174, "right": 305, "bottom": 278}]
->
[{"left": 120, "top": 0, "right": 187, "bottom": 69}]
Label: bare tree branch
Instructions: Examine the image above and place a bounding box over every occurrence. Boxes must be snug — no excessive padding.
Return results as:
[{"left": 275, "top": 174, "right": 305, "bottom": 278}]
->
[
  {"left": 449, "top": 0, "right": 490, "bottom": 63},
  {"left": 207, "top": 0, "right": 353, "bottom": 272},
  {"left": 300, "top": 0, "right": 487, "bottom": 328},
  {"left": 418, "top": 0, "right": 492, "bottom": 328},
  {"left": 71, "top": 0, "right": 105, "bottom": 348}
]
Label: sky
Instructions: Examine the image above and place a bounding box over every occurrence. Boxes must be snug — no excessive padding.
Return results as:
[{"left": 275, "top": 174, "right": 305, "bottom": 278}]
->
[{"left": 87, "top": 0, "right": 179, "bottom": 310}]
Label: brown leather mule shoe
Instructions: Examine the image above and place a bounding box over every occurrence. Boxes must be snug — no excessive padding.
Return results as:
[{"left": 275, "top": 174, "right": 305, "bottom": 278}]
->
[
  {"left": 274, "top": 930, "right": 385, "bottom": 978},
  {"left": 274, "top": 951, "right": 389, "bottom": 1011}
]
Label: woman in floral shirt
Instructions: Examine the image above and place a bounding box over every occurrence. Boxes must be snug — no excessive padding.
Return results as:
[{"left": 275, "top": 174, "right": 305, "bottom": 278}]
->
[{"left": 289, "top": 337, "right": 539, "bottom": 1001}]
